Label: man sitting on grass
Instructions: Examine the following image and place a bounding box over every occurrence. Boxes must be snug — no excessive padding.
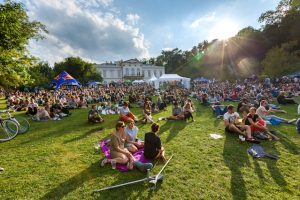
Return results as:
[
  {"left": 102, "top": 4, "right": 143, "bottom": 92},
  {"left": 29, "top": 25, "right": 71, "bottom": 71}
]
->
[
  {"left": 224, "top": 105, "right": 257, "bottom": 142},
  {"left": 158, "top": 101, "right": 194, "bottom": 122},
  {"left": 88, "top": 104, "right": 104, "bottom": 123}
]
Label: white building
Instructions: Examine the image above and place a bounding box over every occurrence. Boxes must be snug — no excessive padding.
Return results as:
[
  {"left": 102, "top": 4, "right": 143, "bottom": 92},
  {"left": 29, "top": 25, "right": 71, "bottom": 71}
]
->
[{"left": 96, "top": 59, "right": 165, "bottom": 83}]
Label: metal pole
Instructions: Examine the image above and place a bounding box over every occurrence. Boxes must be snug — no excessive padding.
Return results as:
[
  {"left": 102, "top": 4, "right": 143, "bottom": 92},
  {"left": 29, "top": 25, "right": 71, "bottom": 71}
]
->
[
  {"left": 152, "top": 154, "right": 174, "bottom": 184},
  {"left": 94, "top": 177, "right": 149, "bottom": 192}
]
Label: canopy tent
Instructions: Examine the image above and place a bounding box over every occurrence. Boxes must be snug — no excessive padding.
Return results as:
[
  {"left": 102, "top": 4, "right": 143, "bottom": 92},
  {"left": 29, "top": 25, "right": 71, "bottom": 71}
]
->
[
  {"left": 147, "top": 74, "right": 157, "bottom": 83},
  {"left": 51, "top": 71, "right": 80, "bottom": 90},
  {"left": 157, "top": 74, "right": 191, "bottom": 89},
  {"left": 132, "top": 80, "right": 145, "bottom": 84},
  {"left": 147, "top": 75, "right": 159, "bottom": 88},
  {"left": 87, "top": 81, "right": 101, "bottom": 85}
]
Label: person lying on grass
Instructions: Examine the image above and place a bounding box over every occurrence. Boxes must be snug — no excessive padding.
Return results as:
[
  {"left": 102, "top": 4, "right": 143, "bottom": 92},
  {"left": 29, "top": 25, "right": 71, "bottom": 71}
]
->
[
  {"left": 244, "top": 107, "right": 279, "bottom": 140},
  {"left": 88, "top": 104, "right": 104, "bottom": 123},
  {"left": 224, "top": 105, "right": 257, "bottom": 142},
  {"left": 211, "top": 104, "right": 228, "bottom": 119},
  {"left": 101, "top": 121, "right": 153, "bottom": 172},
  {"left": 119, "top": 101, "right": 138, "bottom": 123},
  {"left": 256, "top": 100, "right": 297, "bottom": 124},
  {"left": 124, "top": 121, "right": 144, "bottom": 153},
  {"left": 144, "top": 123, "right": 166, "bottom": 162}
]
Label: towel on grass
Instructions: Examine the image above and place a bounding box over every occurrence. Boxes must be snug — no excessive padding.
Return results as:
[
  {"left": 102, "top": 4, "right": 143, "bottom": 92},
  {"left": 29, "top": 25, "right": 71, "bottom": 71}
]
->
[{"left": 100, "top": 139, "right": 152, "bottom": 172}]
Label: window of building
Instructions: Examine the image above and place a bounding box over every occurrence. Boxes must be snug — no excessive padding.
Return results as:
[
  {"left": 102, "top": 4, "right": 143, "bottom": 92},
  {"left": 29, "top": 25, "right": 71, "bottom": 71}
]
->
[
  {"left": 125, "top": 68, "right": 129, "bottom": 76},
  {"left": 131, "top": 68, "right": 135, "bottom": 76},
  {"left": 160, "top": 70, "right": 163, "bottom": 76},
  {"left": 103, "top": 70, "right": 106, "bottom": 78},
  {"left": 118, "top": 70, "right": 122, "bottom": 78},
  {"left": 148, "top": 70, "right": 151, "bottom": 77},
  {"left": 137, "top": 68, "right": 140, "bottom": 76}
]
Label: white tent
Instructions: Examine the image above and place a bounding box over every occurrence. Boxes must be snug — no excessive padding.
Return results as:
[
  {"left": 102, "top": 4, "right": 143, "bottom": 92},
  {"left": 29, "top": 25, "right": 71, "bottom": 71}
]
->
[
  {"left": 147, "top": 74, "right": 157, "bottom": 83},
  {"left": 157, "top": 74, "right": 191, "bottom": 89},
  {"left": 132, "top": 80, "right": 145, "bottom": 84}
]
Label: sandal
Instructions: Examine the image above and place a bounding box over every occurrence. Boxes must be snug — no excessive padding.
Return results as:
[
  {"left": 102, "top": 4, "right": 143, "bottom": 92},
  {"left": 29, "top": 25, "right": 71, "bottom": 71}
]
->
[
  {"left": 100, "top": 158, "right": 108, "bottom": 167},
  {"left": 127, "top": 161, "right": 134, "bottom": 170},
  {"left": 246, "top": 138, "right": 260, "bottom": 144}
]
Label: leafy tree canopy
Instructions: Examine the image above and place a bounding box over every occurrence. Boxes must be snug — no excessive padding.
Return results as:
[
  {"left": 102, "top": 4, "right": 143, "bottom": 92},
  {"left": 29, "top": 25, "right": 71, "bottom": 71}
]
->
[
  {"left": 0, "top": 0, "right": 46, "bottom": 89},
  {"left": 53, "top": 57, "right": 102, "bottom": 84}
]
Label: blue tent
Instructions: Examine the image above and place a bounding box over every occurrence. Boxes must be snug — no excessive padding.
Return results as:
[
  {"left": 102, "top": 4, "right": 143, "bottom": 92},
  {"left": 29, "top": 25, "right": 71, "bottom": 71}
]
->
[
  {"left": 87, "top": 81, "right": 101, "bottom": 85},
  {"left": 51, "top": 71, "right": 80, "bottom": 90}
]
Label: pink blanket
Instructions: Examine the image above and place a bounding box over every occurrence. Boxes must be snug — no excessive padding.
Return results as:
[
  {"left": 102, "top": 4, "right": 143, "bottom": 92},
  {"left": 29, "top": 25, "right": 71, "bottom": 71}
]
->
[{"left": 100, "top": 139, "right": 152, "bottom": 172}]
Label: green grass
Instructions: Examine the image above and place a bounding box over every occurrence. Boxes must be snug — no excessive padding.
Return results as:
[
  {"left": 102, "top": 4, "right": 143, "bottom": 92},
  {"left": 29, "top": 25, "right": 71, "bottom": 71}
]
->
[{"left": 0, "top": 98, "right": 300, "bottom": 200}]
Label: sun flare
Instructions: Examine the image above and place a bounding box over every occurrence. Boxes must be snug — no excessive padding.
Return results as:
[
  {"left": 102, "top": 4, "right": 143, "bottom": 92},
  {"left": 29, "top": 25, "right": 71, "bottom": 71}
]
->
[{"left": 210, "top": 19, "right": 240, "bottom": 40}]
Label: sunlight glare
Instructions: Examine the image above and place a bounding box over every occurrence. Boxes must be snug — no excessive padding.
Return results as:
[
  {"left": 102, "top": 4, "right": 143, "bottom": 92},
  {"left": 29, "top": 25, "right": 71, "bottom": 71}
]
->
[{"left": 210, "top": 19, "right": 240, "bottom": 40}]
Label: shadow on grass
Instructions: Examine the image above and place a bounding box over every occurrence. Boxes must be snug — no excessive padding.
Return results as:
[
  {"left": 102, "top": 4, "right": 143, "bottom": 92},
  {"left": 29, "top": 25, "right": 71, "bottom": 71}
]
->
[
  {"left": 41, "top": 161, "right": 100, "bottom": 200},
  {"left": 223, "top": 133, "right": 250, "bottom": 200},
  {"left": 253, "top": 142, "right": 289, "bottom": 189},
  {"left": 277, "top": 133, "right": 299, "bottom": 155},
  {"left": 41, "top": 161, "right": 149, "bottom": 200},
  {"left": 64, "top": 127, "right": 104, "bottom": 144},
  {"left": 159, "top": 120, "right": 187, "bottom": 143},
  {"left": 93, "top": 170, "right": 152, "bottom": 200}
]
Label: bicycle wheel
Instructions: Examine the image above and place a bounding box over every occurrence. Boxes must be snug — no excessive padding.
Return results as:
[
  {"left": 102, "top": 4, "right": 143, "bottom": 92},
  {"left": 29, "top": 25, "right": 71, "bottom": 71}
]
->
[
  {"left": 13, "top": 116, "right": 30, "bottom": 134},
  {"left": 0, "top": 120, "right": 19, "bottom": 142}
]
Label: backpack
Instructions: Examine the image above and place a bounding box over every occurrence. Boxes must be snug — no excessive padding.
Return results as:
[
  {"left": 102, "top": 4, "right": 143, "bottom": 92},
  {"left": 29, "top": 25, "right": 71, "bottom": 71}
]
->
[
  {"left": 253, "top": 132, "right": 269, "bottom": 140},
  {"left": 247, "top": 144, "right": 279, "bottom": 159}
]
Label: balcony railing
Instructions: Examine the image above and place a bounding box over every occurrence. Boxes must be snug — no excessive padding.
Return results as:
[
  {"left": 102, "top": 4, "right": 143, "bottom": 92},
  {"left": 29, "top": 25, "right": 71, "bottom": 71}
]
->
[{"left": 123, "top": 75, "right": 144, "bottom": 80}]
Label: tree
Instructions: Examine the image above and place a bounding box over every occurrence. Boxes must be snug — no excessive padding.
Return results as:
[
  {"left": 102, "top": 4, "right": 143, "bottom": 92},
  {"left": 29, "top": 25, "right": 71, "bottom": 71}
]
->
[
  {"left": 28, "top": 61, "right": 54, "bottom": 87},
  {"left": 53, "top": 57, "right": 102, "bottom": 84},
  {"left": 262, "top": 41, "right": 300, "bottom": 77},
  {"left": 0, "top": 1, "right": 46, "bottom": 89}
]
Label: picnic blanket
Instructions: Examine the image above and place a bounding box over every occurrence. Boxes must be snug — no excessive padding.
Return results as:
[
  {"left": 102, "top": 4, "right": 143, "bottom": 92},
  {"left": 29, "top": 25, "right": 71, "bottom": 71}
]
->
[{"left": 100, "top": 139, "right": 152, "bottom": 172}]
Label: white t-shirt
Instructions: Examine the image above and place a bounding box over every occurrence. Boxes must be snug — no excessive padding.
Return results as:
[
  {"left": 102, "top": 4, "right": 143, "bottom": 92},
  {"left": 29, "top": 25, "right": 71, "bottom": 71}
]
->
[
  {"left": 125, "top": 126, "right": 139, "bottom": 142},
  {"left": 224, "top": 112, "right": 239, "bottom": 124},
  {"left": 119, "top": 106, "right": 130, "bottom": 115},
  {"left": 256, "top": 106, "right": 268, "bottom": 118}
]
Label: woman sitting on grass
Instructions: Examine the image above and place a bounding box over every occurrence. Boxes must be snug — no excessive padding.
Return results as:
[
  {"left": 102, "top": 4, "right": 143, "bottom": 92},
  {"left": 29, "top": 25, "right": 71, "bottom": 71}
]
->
[
  {"left": 101, "top": 121, "right": 135, "bottom": 169},
  {"left": 141, "top": 98, "right": 154, "bottom": 124},
  {"left": 144, "top": 123, "right": 166, "bottom": 162},
  {"left": 244, "top": 107, "right": 279, "bottom": 140},
  {"left": 101, "top": 121, "right": 153, "bottom": 171},
  {"left": 124, "top": 121, "right": 144, "bottom": 153}
]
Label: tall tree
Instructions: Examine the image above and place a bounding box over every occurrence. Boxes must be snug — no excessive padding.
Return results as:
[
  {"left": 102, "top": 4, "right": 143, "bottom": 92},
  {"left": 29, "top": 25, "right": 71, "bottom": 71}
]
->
[
  {"left": 0, "top": 0, "right": 46, "bottom": 89},
  {"left": 53, "top": 57, "right": 102, "bottom": 84},
  {"left": 28, "top": 61, "right": 54, "bottom": 87}
]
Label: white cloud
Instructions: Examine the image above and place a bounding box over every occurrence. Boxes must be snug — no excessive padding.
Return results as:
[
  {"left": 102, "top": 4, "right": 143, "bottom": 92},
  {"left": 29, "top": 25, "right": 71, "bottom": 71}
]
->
[
  {"left": 190, "top": 12, "right": 216, "bottom": 28},
  {"left": 23, "top": 0, "right": 148, "bottom": 66},
  {"left": 126, "top": 13, "right": 140, "bottom": 25}
]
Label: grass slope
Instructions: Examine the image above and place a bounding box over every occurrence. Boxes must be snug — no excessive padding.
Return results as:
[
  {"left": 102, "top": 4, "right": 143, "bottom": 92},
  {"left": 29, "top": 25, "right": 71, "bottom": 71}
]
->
[{"left": 0, "top": 98, "right": 300, "bottom": 200}]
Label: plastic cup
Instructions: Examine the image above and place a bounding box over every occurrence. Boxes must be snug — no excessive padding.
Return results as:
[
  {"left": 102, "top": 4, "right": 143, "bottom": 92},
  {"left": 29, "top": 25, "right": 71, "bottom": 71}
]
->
[
  {"left": 94, "top": 143, "right": 100, "bottom": 151},
  {"left": 111, "top": 160, "right": 116, "bottom": 169}
]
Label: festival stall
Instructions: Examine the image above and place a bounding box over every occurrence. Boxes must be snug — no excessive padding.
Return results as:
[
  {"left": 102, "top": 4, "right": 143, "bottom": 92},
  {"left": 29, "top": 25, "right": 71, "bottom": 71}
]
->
[
  {"left": 51, "top": 71, "right": 81, "bottom": 90},
  {"left": 157, "top": 74, "right": 191, "bottom": 89}
]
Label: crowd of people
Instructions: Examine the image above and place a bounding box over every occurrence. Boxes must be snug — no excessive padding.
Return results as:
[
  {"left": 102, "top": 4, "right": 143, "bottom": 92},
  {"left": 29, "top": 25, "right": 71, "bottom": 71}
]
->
[{"left": 1, "top": 75, "right": 300, "bottom": 171}]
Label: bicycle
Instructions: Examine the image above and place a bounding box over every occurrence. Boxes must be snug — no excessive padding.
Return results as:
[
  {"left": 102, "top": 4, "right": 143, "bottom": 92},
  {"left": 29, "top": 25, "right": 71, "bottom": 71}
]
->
[
  {"left": 0, "top": 117, "right": 19, "bottom": 142},
  {"left": 0, "top": 110, "right": 30, "bottom": 134}
]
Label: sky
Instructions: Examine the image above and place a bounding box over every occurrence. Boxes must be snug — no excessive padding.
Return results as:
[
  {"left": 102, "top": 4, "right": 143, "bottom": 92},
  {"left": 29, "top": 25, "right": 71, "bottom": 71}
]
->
[{"left": 6, "top": 0, "right": 281, "bottom": 65}]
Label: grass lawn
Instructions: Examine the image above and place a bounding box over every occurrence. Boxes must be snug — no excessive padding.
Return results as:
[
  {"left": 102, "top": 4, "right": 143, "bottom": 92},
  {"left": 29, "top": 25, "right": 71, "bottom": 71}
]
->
[{"left": 0, "top": 98, "right": 300, "bottom": 200}]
